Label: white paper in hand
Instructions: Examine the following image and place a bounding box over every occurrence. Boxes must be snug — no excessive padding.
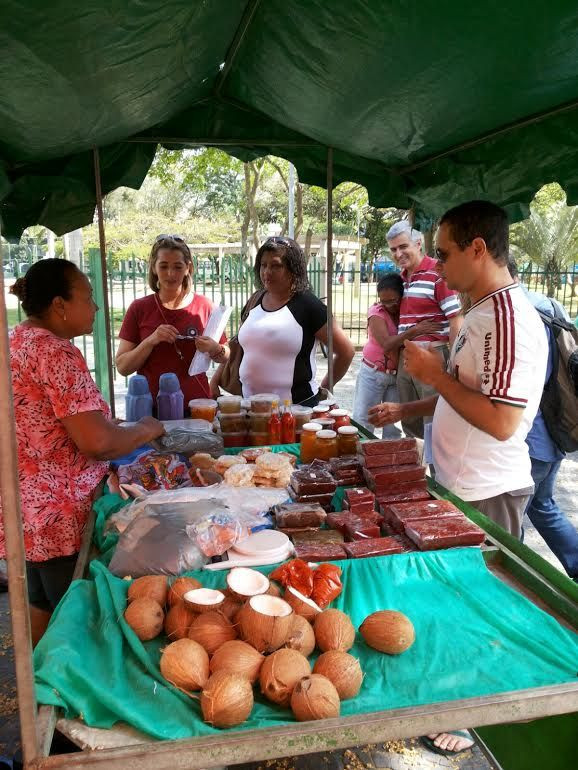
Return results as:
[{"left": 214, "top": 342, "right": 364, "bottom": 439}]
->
[{"left": 188, "top": 304, "right": 232, "bottom": 376}]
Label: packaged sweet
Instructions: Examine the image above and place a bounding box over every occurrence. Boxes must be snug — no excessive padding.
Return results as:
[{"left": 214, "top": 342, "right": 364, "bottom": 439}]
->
[
  {"left": 239, "top": 446, "right": 272, "bottom": 462},
  {"left": 274, "top": 503, "right": 327, "bottom": 528},
  {"left": 364, "top": 469, "right": 428, "bottom": 493},
  {"left": 343, "top": 536, "right": 409, "bottom": 559},
  {"left": 224, "top": 464, "right": 256, "bottom": 488},
  {"left": 215, "top": 455, "right": 247, "bottom": 475},
  {"left": 311, "top": 563, "right": 343, "bottom": 608},
  {"left": 291, "top": 529, "right": 345, "bottom": 545},
  {"left": 405, "top": 517, "right": 486, "bottom": 550},
  {"left": 290, "top": 467, "right": 337, "bottom": 495},
  {"left": 344, "top": 488, "right": 375, "bottom": 505},
  {"left": 376, "top": 488, "right": 432, "bottom": 506},
  {"left": 294, "top": 543, "right": 347, "bottom": 562},
  {"left": 116, "top": 451, "right": 191, "bottom": 496},
  {"left": 270, "top": 558, "right": 314, "bottom": 596},
  {"left": 360, "top": 438, "right": 417, "bottom": 456},
  {"left": 287, "top": 487, "right": 335, "bottom": 508},
  {"left": 366, "top": 463, "right": 426, "bottom": 485},
  {"left": 188, "top": 468, "right": 223, "bottom": 487},
  {"left": 329, "top": 455, "right": 361, "bottom": 472},
  {"left": 343, "top": 519, "right": 381, "bottom": 541},
  {"left": 342, "top": 499, "right": 376, "bottom": 515},
  {"left": 382, "top": 499, "right": 462, "bottom": 534},
  {"left": 189, "top": 510, "right": 255, "bottom": 557},
  {"left": 326, "top": 512, "right": 350, "bottom": 533},
  {"left": 189, "top": 453, "right": 216, "bottom": 471},
  {"left": 359, "top": 449, "right": 420, "bottom": 468},
  {"left": 150, "top": 428, "right": 224, "bottom": 457}
]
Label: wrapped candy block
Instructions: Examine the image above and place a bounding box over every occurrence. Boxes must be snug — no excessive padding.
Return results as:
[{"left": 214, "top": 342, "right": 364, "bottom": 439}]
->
[
  {"left": 359, "top": 449, "right": 420, "bottom": 468},
  {"left": 382, "top": 499, "right": 461, "bottom": 534},
  {"left": 405, "top": 517, "right": 486, "bottom": 550},
  {"left": 344, "top": 487, "right": 375, "bottom": 505},
  {"left": 364, "top": 468, "right": 427, "bottom": 493},
  {"left": 344, "top": 535, "right": 410, "bottom": 559},
  {"left": 343, "top": 518, "right": 382, "bottom": 541},
  {"left": 287, "top": 487, "right": 335, "bottom": 508},
  {"left": 360, "top": 438, "right": 417, "bottom": 456},
  {"left": 290, "top": 467, "right": 338, "bottom": 496},
  {"left": 273, "top": 503, "right": 327, "bottom": 528},
  {"left": 377, "top": 488, "right": 432, "bottom": 506},
  {"left": 291, "top": 529, "right": 345, "bottom": 545},
  {"left": 294, "top": 542, "right": 348, "bottom": 562}
]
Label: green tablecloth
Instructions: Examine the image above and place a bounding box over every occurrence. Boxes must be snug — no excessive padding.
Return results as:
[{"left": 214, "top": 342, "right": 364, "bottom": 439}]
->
[{"left": 34, "top": 548, "right": 578, "bottom": 741}]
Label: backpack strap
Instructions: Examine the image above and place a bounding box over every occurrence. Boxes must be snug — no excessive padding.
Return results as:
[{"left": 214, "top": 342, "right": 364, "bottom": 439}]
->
[{"left": 240, "top": 289, "right": 266, "bottom": 325}]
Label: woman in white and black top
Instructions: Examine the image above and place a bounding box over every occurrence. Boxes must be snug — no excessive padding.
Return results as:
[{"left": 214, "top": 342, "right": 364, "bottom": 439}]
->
[{"left": 238, "top": 237, "right": 354, "bottom": 405}]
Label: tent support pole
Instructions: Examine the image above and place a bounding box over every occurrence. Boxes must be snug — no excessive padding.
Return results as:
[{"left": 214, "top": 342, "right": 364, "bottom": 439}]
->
[
  {"left": 0, "top": 232, "right": 40, "bottom": 765},
  {"left": 93, "top": 148, "right": 116, "bottom": 418},
  {"left": 326, "top": 147, "right": 334, "bottom": 391}
]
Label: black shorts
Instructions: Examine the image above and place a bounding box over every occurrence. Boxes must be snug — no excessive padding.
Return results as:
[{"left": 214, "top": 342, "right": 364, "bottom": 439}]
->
[{"left": 26, "top": 553, "right": 79, "bottom": 611}]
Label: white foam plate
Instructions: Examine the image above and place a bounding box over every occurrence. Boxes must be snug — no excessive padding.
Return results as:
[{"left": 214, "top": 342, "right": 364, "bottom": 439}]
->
[{"left": 232, "top": 529, "right": 290, "bottom": 556}]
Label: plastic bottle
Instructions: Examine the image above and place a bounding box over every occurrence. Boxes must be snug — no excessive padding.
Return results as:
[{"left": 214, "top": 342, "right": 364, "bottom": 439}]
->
[
  {"left": 281, "top": 399, "right": 296, "bottom": 443},
  {"left": 268, "top": 400, "right": 282, "bottom": 445},
  {"left": 125, "top": 374, "right": 153, "bottom": 422},
  {"left": 156, "top": 372, "right": 184, "bottom": 421}
]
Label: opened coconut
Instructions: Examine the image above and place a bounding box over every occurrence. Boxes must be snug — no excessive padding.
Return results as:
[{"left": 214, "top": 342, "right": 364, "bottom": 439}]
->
[
  {"left": 183, "top": 587, "right": 225, "bottom": 614},
  {"left": 359, "top": 610, "right": 415, "bottom": 654},
  {"left": 189, "top": 611, "right": 237, "bottom": 655},
  {"left": 164, "top": 602, "right": 197, "bottom": 640},
  {"left": 127, "top": 575, "right": 168, "bottom": 607},
  {"left": 259, "top": 648, "right": 311, "bottom": 706},
  {"left": 210, "top": 640, "right": 264, "bottom": 683},
  {"left": 226, "top": 567, "right": 270, "bottom": 601},
  {"left": 285, "top": 614, "right": 316, "bottom": 657},
  {"left": 284, "top": 586, "right": 321, "bottom": 622},
  {"left": 313, "top": 651, "right": 363, "bottom": 700},
  {"left": 290, "top": 674, "right": 340, "bottom": 721},
  {"left": 160, "top": 638, "right": 209, "bottom": 692},
  {"left": 201, "top": 671, "right": 254, "bottom": 728},
  {"left": 168, "top": 576, "right": 202, "bottom": 607},
  {"left": 314, "top": 609, "right": 355, "bottom": 652},
  {"left": 239, "top": 594, "right": 293, "bottom": 654},
  {"left": 124, "top": 597, "right": 164, "bottom": 641}
]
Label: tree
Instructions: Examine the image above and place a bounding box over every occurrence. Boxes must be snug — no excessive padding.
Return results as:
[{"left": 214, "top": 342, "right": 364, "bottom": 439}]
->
[
  {"left": 361, "top": 207, "right": 401, "bottom": 276},
  {"left": 510, "top": 183, "right": 578, "bottom": 296}
]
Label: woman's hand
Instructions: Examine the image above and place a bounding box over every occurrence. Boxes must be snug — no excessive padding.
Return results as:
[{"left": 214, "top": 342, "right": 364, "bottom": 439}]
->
[
  {"left": 410, "top": 320, "right": 445, "bottom": 337},
  {"left": 194, "top": 335, "right": 221, "bottom": 355},
  {"left": 146, "top": 324, "right": 180, "bottom": 346}
]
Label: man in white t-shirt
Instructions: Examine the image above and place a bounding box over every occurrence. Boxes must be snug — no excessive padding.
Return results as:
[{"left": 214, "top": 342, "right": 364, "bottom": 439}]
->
[
  {"left": 369, "top": 201, "right": 548, "bottom": 758},
  {"left": 370, "top": 200, "right": 547, "bottom": 537}
]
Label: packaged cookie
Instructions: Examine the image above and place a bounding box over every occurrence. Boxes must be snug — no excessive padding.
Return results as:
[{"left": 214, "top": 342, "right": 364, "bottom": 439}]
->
[
  {"left": 255, "top": 453, "right": 293, "bottom": 472},
  {"left": 224, "top": 464, "right": 256, "bottom": 487},
  {"left": 239, "top": 447, "right": 272, "bottom": 463},
  {"left": 189, "top": 452, "right": 216, "bottom": 471},
  {"left": 214, "top": 454, "right": 247, "bottom": 475}
]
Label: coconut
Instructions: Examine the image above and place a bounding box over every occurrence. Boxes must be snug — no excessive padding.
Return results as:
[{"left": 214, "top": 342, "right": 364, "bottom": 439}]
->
[
  {"left": 290, "top": 674, "right": 340, "bottom": 721},
  {"left": 226, "top": 567, "right": 270, "bottom": 602},
  {"left": 201, "top": 671, "right": 254, "bottom": 728},
  {"left": 219, "top": 594, "right": 243, "bottom": 623},
  {"left": 284, "top": 614, "right": 316, "bottom": 657},
  {"left": 359, "top": 610, "right": 415, "bottom": 654},
  {"left": 314, "top": 609, "right": 355, "bottom": 652},
  {"left": 259, "top": 648, "right": 311, "bottom": 706},
  {"left": 183, "top": 587, "right": 225, "bottom": 614},
  {"left": 127, "top": 575, "right": 168, "bottom": 607},
  {"left": 168, "top": 576, "right": 203, "bottom": 607},
  {"left": 210, "top": 640, "right": 264, "bottom": 683},
  {"left": 266, "top": 581, "right": 283, "bottom": 597},
  {"left": 164, "top": 602, "right": 197, "bottom": 640},
  {"left": 284, "top": 586, "right": 322, "bottom": 622},
  {"left": 160, "top": 638, "right": 209, "bottom": 692},
  {"left": 313, "top": 651, "right": 363, "bottom": 700},
  {"left": 124, "top": 597, "right": 164, "bottom": 641},
  {"left": 238, "top": 594, "right": 293, "bottom": 654},
  {"left": 188, "top": 611, "right": 237, "bottom": 655}
]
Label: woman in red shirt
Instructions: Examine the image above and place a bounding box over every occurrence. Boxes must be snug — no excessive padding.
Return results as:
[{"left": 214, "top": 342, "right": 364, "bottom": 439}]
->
[
  {"left": 116, "top": 236, "right": 228, "bottom": 405},
  {"left": 5, "top": 259, "right": 164, "bottom": 643}
]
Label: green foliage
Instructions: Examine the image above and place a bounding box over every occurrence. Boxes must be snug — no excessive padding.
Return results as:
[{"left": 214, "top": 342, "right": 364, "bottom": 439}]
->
[{"left": 361, "top": 207, "right": 401, "bottom": 261}]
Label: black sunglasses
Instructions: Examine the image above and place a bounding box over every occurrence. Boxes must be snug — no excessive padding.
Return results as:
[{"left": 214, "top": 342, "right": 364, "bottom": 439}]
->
[
  {"left": 264, "top": 236, "right": 291, "bottom": 246},
  {"left": 155, "top": 234, "right": 185, "bottom": 243}
]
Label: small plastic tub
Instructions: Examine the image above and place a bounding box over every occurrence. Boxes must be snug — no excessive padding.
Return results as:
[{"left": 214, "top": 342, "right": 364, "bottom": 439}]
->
[
  {"left": 188, "top": 398, "right": 218, "bottom": 422},
  {"left": 218, "top": 412, "right": 248, "bottom": 433},
  {"left": 249, "top": 431, "right": 271, "bottom": 446},
  {"left": 222, "top": 432, "right": 249, "bottom": 448},
  {"left": 217, "top": 395, "right": 243, "bottom": 414},
  {"left": 247, "top": 411, "right": 272, "bottom": 432},
  {"left": 291, "top": 405, "right": 313, "bottom": 430},
  {"left": 250, "top": 393, "right": 278, "bottom": 413}
]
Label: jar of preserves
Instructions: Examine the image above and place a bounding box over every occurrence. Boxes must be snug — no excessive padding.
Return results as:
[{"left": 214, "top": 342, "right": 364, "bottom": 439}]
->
[
  {"left": 329, "top": 409, "right": 350, "bottom": 431},
  {"left": 291, "top": 405, "right": 313, "bottom": 431},
  {"left": 217, "top": 395, "right": 243, "bottom": 414},
  {"left": 250, "top": 393, "right": 278, "bottom": 413},
  {"left": 312, "top": 417, "right": 335, "bottom": 430},
  {"left": 300, "top": 421, "right": 322, "bottom": 463},
  {"left": 188, "top": 398, "right": 218, "bottom": 422},
  {"left": 218, "top": 411, "right": 247, "bottom": 433},
  {"left": 222, "top": 432, "right": 249, "bottom": 448},
  {"left": 312, "top": 404, "right": 330, "bottom": 418},
  {"left": 337, "top": 426, "right": 359, "bottom": 456},
  {"left": 317, "top": 397, "right": 338, "bottom": 410},
  {"left": 248, "top": 411, "right": 271, "bottom": 432},
  {"left": 315, "top": 429, "right": 338, "bottom": 460},
  {"left": 250, "top": 431, "right": 271, "bottom": 446}
]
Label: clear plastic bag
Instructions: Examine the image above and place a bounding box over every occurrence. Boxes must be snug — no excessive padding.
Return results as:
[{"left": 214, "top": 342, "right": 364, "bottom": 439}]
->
[
  {"left": 116, "top": 451, "right": 190, "bottom": 495},
  {"left": 151, "top": 429, "right": 224, "bottom": 457}
]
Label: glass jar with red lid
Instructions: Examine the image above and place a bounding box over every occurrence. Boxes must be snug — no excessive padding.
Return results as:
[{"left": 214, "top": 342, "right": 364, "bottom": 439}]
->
[{"left": 329, "top": 409, "right": 350, "bottom": 431}]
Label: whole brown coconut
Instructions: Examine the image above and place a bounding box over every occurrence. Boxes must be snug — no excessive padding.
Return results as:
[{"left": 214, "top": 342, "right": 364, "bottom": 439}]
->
[
  {"left": 219, "top": 595, "right": 243, "bottom": 623},
  {"left": 314, "top": 609, "right": 355, "bottom": 652},
  {"left": 313, "top": 651, "right": 363, "bottom": 700},
  {"left": 201, "top": 671, "right": 254, "bottom": 728},
  {"left": 266, "top": 582, "right": 283, "bottom": 597},
  {"left": 164, "top": 602, "right": 197, "bottom": 640},
  {"left": 259, "top": 648, "right": 311, "bottom": 706},
  {"left": 160, "top": 638, "right": 209, "bottom": 692},
  {"left": 290, "top": 674, "right": 340, "bottom": 721},
  {"left": 284, "top": 614, "right": 316, "bottom": 657},
  {"left": 168, "top": 576, "right": 203, "bottom": 607},
  {"left": 359, "top": 610, "right": 415, "bottom": 654},
  {"left": 238, "top": 594, "right": 293, "bottom": 654},
  {"left": 127, "top": 575, "right": 168, "bottom": 607},
  {"left": 188, "top": 611, "right": 237, "bottom": 655},
  {"left": 124, "top": 597, "right": 164, "bottom": 641},
  {"left": 210, "top": 640, "right": 264, "bottom": 683}
]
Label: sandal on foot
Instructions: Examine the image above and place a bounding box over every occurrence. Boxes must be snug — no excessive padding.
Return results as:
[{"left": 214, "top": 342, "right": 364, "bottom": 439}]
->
[{"left": 420, "top": 730, "right": 474, "bottom": 756}]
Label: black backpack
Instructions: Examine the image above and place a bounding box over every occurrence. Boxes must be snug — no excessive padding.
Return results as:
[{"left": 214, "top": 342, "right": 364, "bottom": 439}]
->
[{"left": 537, "top": 307, "right": 578, "bottom": 453}]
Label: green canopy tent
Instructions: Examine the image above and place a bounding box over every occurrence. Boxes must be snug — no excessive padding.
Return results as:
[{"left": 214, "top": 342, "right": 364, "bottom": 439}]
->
[{"left": 2, "top": 2, "right": 578, "bottom": 767}]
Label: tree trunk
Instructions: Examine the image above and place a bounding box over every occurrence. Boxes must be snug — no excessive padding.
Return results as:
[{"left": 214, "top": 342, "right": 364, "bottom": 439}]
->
[
  {"left": 304, "top": 226, "right": 313, "bottom": 262},
  {"left": 295, "top": 184, "right": 304, "bottom": 240}
]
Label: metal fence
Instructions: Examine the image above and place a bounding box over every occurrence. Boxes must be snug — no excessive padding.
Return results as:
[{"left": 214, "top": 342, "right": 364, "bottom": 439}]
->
[{"left": 4, "top": 251, "right": 578, "bottom": 399}]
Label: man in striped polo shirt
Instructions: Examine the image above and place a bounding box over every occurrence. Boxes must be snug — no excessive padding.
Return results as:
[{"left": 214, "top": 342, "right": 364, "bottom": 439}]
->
[{"left": 386, "top": 222, "right": 462, "bottom": 438}]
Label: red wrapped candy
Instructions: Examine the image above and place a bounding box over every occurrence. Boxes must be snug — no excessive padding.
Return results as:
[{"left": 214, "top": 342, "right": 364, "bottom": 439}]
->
[
  {"left": 270, "top": 559, "right": 314, "bottom": 596},
  {"left": 311, "top": 563, "right": 343, "bottom": 608}
]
